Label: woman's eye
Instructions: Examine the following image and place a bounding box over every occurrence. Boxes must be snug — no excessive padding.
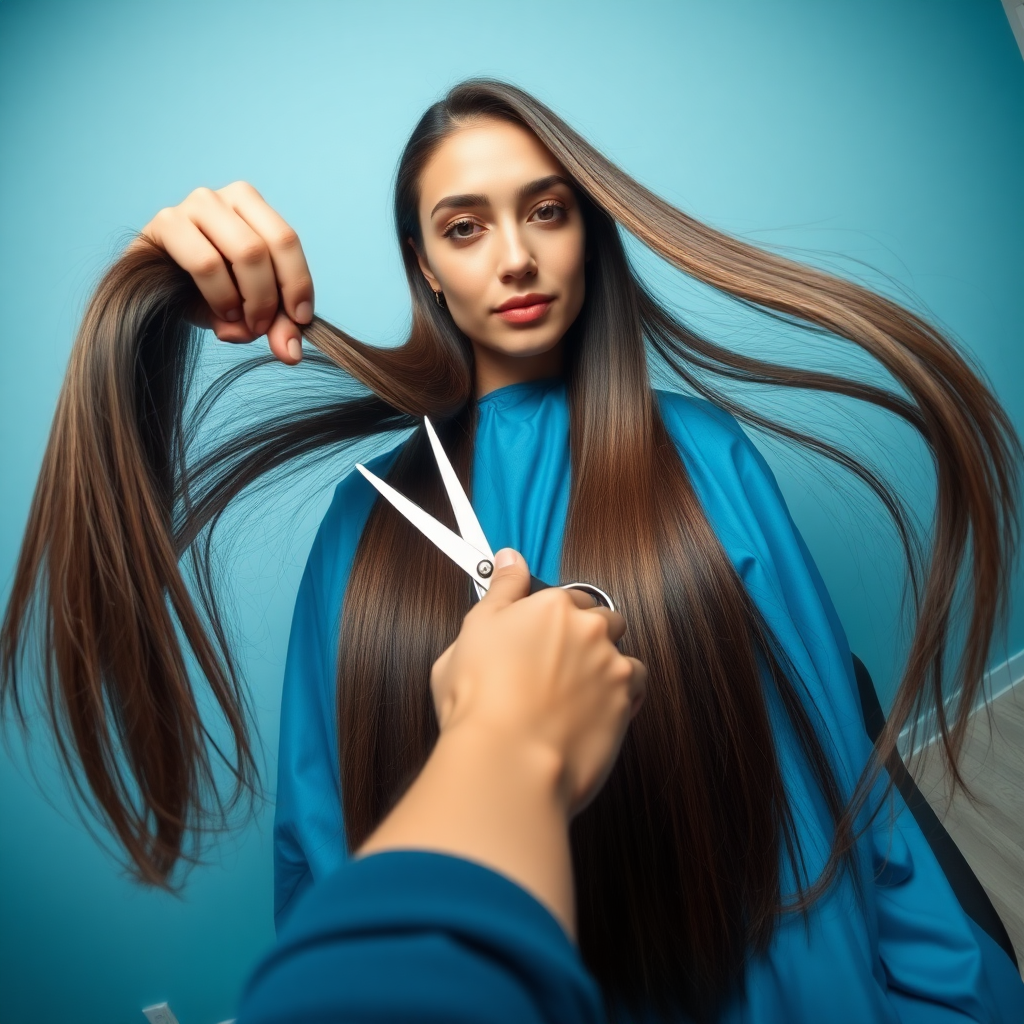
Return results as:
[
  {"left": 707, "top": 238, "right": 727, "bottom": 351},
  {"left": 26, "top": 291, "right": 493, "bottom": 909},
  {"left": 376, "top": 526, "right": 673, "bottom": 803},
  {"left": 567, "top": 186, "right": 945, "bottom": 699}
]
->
[
  {"left": 533, "top": 202, "right": 566, "bottom": 223},
  {"left": 443, "top": 219, "right": 481, "bottom": 241},
  {"left": 442, "top": 202, "right": 566, "bottom": 241}
]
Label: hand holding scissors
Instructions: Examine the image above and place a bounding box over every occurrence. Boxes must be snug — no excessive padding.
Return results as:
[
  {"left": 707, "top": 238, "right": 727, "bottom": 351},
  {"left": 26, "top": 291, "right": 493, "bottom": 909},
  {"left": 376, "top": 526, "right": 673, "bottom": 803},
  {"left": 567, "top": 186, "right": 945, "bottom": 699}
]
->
[{"left": 356, "top": 418, "right": 617, "bottom": 612}]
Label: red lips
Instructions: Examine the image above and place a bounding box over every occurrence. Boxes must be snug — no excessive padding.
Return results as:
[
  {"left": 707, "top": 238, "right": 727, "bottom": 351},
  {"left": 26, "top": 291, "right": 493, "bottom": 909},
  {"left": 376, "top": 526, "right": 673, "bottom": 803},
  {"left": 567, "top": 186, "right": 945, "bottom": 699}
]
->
[{"left": 494, "top": 292, "right": 555, "bottom": 312}]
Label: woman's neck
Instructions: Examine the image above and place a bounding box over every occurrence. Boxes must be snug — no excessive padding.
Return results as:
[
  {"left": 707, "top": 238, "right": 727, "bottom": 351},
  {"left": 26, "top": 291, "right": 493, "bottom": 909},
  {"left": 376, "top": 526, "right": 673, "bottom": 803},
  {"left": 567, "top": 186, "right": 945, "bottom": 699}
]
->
[{"left": 473, "top": 340, "right": 564, "bottom": 399}]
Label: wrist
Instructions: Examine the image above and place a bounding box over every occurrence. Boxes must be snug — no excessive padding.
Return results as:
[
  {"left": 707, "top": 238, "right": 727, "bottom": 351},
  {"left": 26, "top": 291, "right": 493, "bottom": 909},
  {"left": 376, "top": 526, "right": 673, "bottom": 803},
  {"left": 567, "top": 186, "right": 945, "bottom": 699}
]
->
[
  {"left": 437, "top": 719, "right": 569, "bottom": 818},
  {"left": 359, "top": 714, "right": 578, "bottom": 937}
]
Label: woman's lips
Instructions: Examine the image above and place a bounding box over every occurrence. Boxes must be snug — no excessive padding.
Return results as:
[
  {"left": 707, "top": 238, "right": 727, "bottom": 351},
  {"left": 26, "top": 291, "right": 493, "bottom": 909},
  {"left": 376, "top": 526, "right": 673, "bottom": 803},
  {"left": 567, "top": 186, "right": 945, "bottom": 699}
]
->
[{"left": 494, "top": 299, "right": 554, "bottom": 324}]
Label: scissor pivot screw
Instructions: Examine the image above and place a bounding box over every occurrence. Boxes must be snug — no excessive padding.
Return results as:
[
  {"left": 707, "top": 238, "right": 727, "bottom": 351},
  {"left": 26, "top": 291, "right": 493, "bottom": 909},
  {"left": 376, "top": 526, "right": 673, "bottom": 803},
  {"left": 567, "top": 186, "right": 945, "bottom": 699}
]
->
[{"left": 477, "top": 559, "right": 494, "bottom": 578}]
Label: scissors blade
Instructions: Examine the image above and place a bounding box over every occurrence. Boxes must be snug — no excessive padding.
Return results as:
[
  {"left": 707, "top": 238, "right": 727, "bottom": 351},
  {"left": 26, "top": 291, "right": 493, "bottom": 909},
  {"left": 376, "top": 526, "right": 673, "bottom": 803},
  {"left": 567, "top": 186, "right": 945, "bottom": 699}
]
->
[
  {"left": 423, "top": 417, "right": 494, "bottom": 561},
  {"left": 355, "top": 463, "right": 493, "bottom": 590}
]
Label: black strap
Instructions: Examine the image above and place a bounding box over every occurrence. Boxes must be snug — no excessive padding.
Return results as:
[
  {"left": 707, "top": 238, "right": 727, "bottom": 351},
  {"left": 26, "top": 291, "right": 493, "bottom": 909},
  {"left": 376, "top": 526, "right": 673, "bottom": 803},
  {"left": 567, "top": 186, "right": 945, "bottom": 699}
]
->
[{"left": 850, "top": 653, "right": 1018, "bottom": 968}]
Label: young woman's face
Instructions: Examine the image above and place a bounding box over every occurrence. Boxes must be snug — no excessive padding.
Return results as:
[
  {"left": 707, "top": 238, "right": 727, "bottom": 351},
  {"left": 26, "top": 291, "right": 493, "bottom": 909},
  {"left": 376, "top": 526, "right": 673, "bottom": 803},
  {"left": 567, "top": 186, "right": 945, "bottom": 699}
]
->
[{"left": 412, "top": 118, "right": 587, "bottom": 394}]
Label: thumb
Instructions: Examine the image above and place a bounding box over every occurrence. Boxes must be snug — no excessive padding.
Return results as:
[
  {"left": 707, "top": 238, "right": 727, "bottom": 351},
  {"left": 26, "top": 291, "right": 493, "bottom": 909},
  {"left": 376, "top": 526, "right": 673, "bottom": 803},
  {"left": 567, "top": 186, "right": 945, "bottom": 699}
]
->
[{"left": 479, "top": 548, "right": 531, "bottom": 610}]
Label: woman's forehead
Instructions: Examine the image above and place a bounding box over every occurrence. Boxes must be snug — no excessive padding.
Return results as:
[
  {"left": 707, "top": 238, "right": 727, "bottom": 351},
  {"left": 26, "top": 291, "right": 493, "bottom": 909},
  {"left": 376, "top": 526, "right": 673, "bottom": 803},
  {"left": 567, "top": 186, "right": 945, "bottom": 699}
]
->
[{"left": 417, "top": 119, "right": 566, "bottom": 212}]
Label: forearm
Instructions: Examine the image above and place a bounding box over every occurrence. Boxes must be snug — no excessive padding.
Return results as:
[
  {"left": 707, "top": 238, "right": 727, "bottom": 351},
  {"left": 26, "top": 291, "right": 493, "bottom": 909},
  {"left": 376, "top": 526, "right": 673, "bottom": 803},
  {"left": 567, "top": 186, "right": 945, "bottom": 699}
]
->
[{"left": 357, "top": 723, "right": 577, "bottom": 938}]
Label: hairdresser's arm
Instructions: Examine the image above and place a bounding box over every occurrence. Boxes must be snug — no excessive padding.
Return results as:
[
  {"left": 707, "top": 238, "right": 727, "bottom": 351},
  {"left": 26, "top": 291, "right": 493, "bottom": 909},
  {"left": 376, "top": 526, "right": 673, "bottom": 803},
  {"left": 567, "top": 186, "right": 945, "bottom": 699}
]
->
[
  {"left": 235, "top": 550, "right": 645, "bottom": 1024},
  {"left": 358, "top": 547, "right": 646, "bottom": 937},
  {"left": 133, "top": 181, "right": 313, "bottom": 365}
]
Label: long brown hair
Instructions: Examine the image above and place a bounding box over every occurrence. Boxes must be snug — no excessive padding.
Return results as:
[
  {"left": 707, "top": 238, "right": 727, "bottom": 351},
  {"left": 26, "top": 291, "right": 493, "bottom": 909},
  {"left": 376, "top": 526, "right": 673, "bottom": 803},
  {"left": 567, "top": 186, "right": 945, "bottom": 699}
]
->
[{"left": 2, "top": 79, "right": 1019, "bottom": 1019}]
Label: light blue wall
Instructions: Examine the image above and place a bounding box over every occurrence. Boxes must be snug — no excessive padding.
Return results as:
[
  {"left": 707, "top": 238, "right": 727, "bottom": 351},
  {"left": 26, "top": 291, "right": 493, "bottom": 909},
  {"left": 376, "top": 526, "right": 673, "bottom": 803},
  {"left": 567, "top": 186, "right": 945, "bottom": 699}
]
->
[{"left": 1, "top": 2, "right": 1021, "bottom": 1021}]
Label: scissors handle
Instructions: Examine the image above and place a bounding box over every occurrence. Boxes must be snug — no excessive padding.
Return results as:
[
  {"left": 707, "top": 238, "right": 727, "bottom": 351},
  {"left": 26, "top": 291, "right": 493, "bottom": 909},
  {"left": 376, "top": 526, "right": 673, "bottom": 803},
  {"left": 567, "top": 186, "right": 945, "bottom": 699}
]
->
[{"left": 527, "top": 576, "right": 617, "bottom": 613}]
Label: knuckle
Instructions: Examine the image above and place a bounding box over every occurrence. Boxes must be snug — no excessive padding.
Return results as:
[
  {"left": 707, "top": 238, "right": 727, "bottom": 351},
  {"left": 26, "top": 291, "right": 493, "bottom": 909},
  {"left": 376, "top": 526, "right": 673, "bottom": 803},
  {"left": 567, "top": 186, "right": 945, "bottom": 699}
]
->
[
  {"left": 193, "top": 253, "right": 224, "bottom": 279},
  {"left": 612, "top": 656, "right": 633, "bottom": 682},
  {"left": 271, "top": 227, "right": 300, "bottom": 251},
  {"left": 187, "top": 185, "right": 216, "bottom": 205},
  {"left": 236, "top": 239, "right": 269, "bottom": 266},
  {"left": 582, "top": 613, "right": 609, "bottom": 641},
  {"left": 224, "top": 179, "right": 260, "bottom": 198},
  {"left": 539, "top": 588, "right": 572, "bottom": 617},
  {"left": 151, "top": 206, "right": 174, "bottom": 228}
]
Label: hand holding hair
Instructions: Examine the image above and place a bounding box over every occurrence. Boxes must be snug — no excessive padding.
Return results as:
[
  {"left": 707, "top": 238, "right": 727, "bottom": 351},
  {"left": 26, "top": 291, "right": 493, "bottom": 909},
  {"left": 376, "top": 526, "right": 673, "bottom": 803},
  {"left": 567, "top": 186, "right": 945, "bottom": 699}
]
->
[
  {"left": 133, "top": 180, "right": 314, "bottom": 365},
  {"left": 357, "top": 546, "right": 647, "bottom": 937}
]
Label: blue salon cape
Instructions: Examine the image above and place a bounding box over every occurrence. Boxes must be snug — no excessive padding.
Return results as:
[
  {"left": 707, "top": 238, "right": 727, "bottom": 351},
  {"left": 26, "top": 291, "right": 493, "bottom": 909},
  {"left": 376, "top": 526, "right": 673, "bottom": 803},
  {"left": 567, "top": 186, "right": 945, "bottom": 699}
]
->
[{"left": 270, "top": 377, "right": 1024, "bottom": 1023}]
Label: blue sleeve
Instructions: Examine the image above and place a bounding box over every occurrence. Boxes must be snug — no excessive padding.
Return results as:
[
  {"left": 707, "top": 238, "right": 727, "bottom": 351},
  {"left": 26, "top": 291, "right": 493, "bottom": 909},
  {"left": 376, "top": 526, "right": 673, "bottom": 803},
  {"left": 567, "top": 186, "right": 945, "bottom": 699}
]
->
[
  {"left": 239, "top": 851, "right": 605, "bottom": 1024},
  {"left": 656, "top": 390, "right": 1024, "bottom": 1023},
  {"left": 273, "top": 446, "right": 403, "bottom": 930}
]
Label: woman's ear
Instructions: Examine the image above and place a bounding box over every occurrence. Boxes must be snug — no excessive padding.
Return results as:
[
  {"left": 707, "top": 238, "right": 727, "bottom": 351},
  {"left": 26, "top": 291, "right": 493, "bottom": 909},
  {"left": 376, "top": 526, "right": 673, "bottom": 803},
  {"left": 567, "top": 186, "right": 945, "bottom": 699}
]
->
[{"left": 408, "top": 237, "right": 441, "bottom": 292}]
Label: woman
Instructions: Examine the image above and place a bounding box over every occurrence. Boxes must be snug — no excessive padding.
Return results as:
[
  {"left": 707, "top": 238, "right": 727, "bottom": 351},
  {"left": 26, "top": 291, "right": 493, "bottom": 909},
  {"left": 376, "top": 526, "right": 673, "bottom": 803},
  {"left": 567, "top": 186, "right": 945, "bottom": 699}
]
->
[{"left": 2, "top": 79, "right": 1021, "bottom": 1021}]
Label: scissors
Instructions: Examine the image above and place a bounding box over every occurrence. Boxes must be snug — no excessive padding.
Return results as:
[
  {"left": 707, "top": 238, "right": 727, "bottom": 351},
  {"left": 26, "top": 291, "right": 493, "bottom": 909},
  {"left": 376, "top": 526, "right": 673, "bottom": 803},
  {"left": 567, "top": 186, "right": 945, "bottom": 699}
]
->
[{"left": 356, "top": 417, "right": 616, "bottom": 612}]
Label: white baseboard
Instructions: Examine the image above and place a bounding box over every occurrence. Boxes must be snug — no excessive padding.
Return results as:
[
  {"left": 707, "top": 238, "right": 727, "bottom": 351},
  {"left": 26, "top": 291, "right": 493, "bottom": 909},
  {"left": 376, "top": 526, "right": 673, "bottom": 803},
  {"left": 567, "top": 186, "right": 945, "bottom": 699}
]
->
[
  {"left": 984, "top": 648, "right": 1024, "bottom": 705},
  {"left": 897, "top": 647, "right": 1024, "bottom": 757}
]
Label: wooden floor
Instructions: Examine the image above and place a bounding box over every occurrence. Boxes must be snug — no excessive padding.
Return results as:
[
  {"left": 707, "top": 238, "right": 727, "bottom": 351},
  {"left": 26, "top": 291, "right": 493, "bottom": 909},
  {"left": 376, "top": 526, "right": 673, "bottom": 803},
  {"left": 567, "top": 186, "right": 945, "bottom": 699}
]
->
[{"left": 911, "top": 681, "right": 1024, "bottom": 975}]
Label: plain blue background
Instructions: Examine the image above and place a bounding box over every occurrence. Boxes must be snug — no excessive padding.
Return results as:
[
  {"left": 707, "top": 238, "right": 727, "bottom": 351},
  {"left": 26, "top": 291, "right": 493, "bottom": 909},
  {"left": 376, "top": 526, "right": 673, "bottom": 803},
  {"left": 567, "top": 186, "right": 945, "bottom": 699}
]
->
[{"left": 1, "top": 2, "right": 1021, "bottom": 1022}]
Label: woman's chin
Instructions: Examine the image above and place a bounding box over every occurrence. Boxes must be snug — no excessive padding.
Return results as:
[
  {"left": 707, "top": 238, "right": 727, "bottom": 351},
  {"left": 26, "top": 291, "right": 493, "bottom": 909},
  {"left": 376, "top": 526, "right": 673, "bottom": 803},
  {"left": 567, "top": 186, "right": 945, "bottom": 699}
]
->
[{"left": 477, "top": 333, "right": 564, "bottom": 361}]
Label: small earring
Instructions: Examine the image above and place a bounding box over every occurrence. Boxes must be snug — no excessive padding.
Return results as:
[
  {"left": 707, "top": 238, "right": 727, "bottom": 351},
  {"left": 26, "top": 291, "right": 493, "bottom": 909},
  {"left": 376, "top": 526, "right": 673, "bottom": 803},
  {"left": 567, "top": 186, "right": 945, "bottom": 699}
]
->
[{"left": 434, "top": 289, "right": 446, "bottom": 308}]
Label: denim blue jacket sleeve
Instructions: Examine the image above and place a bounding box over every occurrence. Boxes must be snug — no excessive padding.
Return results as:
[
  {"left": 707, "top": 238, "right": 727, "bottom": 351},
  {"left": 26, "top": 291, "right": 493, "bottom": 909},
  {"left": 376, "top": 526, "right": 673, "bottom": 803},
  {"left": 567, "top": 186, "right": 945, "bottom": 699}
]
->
[{"left": 242, "top": 850, "right": 604, "bottom": 1024}]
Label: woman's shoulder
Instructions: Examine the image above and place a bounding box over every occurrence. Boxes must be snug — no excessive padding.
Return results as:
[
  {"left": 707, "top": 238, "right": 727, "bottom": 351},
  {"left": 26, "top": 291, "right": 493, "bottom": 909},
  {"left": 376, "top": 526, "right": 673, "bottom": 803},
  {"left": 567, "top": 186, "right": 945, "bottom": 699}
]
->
[
  {"left": 651, "top": 389, "right": 796, "bottom": 559},
  {"left": 655, "top": 387, "right": 749, "bottom": 440},
  {"left": 653, "top": 389, "right": 769, "bottom": 479}
]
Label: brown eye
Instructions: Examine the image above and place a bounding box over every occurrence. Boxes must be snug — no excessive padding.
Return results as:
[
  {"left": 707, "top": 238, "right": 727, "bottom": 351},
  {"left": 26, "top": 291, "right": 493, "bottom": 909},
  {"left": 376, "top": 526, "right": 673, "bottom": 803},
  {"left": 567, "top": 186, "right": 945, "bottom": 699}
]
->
[
  {"left": 533, "top": 202, "right": 566, "bottom": 223},
  {"left": 442, "top": 218, "right": 481, "bottom": 241}
]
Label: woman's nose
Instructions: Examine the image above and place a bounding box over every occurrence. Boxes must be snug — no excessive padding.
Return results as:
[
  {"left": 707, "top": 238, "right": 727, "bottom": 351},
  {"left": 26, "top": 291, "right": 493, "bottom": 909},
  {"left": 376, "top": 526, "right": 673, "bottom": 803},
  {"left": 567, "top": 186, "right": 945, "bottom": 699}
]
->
[{"left": 495, "top": 222, "right": 537, "bottom": 281}]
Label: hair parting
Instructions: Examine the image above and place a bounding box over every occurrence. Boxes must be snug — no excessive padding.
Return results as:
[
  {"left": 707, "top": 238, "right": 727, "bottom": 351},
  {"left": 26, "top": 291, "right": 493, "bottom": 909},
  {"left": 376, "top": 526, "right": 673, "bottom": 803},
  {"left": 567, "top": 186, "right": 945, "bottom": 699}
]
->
[{"left": 2, "top": 78, "right": 1019, "bottom": 1019}]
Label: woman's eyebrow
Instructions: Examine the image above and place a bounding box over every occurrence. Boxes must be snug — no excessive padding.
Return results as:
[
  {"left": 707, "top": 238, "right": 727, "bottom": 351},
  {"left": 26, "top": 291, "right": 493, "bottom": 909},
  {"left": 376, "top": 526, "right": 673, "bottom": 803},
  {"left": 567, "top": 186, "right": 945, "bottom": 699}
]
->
[{"left": 430, "top": 174, "right": 572, "bottom": 217}]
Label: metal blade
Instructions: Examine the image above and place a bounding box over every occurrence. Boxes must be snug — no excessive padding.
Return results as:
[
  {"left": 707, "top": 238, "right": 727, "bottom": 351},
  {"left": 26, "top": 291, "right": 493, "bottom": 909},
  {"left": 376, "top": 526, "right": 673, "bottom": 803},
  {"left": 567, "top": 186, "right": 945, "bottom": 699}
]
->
[
  {"left": 423, "top": 417, "right": 494, "bottom": 560},
  {"left": 355, "top": 463, "right": 493, "bottom": 590}
]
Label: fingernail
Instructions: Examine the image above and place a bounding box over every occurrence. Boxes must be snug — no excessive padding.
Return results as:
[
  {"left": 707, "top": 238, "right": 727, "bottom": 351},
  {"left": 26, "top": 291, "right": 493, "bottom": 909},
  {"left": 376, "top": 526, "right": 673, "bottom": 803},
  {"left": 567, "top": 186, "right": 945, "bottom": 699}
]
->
[
  {"left": 253, "top": 319, "right": 271, "bottom": 337},
  {"left": 295, "top": 301, "right": 313, "bottom": 323},
  {"left": 494, "top": 548, "right": 517, "bottom": 569},
  {"left": 287, "top": 337, "right": 302, "bottom": 362},
  {"left": 224, "top": 308, "right": 242, "bottom": 322}
]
